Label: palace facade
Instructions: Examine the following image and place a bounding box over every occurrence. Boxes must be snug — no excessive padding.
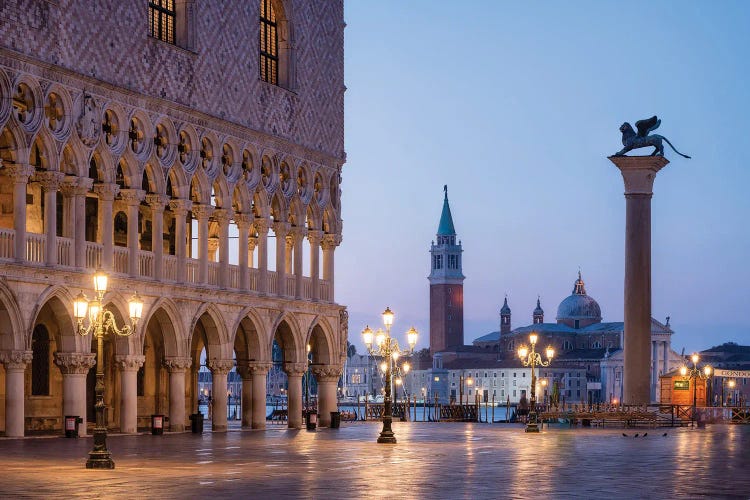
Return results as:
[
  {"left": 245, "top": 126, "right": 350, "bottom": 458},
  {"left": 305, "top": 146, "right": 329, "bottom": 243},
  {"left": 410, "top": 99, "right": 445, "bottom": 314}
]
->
[{"left": 0, "top": 0, "right": 346, "bottom": 436}]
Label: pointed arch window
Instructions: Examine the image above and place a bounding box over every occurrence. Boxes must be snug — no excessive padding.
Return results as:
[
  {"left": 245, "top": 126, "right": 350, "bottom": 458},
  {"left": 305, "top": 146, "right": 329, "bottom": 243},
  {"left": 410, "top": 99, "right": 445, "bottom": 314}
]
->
[
  {"left": 149, "top": 0, "right": 176, "bottom": 44},
  {"left": 260, "top": 0, "right": 279, "bottom": 85}
]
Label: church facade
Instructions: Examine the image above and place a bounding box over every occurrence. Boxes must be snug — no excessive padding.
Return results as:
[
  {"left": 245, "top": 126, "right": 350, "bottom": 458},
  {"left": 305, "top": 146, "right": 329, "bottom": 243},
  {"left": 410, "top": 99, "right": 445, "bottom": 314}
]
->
[{"left": 0, "top": 0, "right": 347, "bottom": 436}]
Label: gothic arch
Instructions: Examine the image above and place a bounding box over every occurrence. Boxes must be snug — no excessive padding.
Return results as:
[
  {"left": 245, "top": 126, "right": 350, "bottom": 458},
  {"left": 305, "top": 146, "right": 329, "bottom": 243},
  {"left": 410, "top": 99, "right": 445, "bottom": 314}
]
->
[
  {"left": 166, "top": 165, "right": 189, "bottom": 199},
  {"left": 211, "top": 176, "right": 230, "bottom": 209},
  {"left": 139, "top": 297, "right": 183, "bottom": 358},
  {"left": 90, "top": 146, "right": 115, "bottom": 183},
  {"left": 306, "top": 316, "right": 335, "bottom": 365},
  {"left": 0, "top": 120, "right": 27, "bottom": 165},
  {"left": 270, "top": 312, "right": 302, "bottom": 364},
  {"left": 0, "top": 280, "right": 25, "bottom": 351},
  {"left": 61, "top": 142, "right": 87, "bottom": 177},
  {"left": 232, "top": 308, "right": 267, "bottom": 363},
  {"left": 189, "top": 168, "right": 211, "bottom": 205},
  {"left": 29, "top": 127, "right": 59, "bottom": 171},
  {"left": 189, "top": 303, "right": 229, "bottom": 359},
  {"left": 28, "top": 286, "right": 79, "bottom": 353}
]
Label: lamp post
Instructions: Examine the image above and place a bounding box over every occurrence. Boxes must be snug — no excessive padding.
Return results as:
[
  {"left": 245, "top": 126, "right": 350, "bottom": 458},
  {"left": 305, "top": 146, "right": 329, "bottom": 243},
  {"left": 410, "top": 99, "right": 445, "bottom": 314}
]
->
[
  {"left": 361, "top": 307, "right": 418, "bottom": 444},
  {"left": 72, "top": 269, "right": 143, "bottom": 469},
  {"left": 679, "top": 353, "right": 712, "bottom": 427},
  {"left": 722, "top": 379, "right": 737, "bottom": 407},
  {"left": 517, "top": 332, "right": 554, "bottom": 433}
]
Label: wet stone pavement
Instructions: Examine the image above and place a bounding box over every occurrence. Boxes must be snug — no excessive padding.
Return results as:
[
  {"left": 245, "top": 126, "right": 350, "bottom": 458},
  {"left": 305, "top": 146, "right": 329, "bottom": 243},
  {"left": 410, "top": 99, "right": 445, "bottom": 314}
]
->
[{"left": 0, "top": 422, "right": 748, "bottom": 499}]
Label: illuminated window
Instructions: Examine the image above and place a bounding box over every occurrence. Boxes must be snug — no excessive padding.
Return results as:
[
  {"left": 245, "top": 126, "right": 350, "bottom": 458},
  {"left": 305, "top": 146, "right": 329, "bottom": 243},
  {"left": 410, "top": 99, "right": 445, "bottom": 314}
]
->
[
  {"left": 149, "top": 0, "right": 176, "bottom": 44},
  {"left": 260, "top": 0, "right": 279, "bottom": 84}
]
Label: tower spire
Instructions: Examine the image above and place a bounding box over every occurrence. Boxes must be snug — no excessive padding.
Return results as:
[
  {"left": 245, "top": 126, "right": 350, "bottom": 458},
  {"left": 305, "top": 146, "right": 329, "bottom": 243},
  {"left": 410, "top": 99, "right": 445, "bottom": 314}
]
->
[{"left": 437, "top": 185, "right": 456, "bottom": 236}]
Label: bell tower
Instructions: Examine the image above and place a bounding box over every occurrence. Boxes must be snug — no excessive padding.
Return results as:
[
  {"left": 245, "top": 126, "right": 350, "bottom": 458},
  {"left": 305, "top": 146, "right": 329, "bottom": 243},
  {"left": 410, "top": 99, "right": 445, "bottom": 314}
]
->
[{"left": 429, "top": 186, "right": 464, "bottom": 355}]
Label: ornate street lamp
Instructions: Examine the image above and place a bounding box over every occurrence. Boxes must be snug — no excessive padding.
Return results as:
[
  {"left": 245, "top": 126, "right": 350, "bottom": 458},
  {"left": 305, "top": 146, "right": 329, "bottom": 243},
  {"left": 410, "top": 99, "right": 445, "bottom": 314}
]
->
[
  {"left": 680, "top": 353, "right": 712, "bottom": 426},
  {"left": 517, "top": 332, "right": 554, "bottom": 433},
  {"left": 361, "top": 307, "right": 417, "bottom": 443},
  {"left": 73, "top": 269, "right": 142, "bottom": 469}
]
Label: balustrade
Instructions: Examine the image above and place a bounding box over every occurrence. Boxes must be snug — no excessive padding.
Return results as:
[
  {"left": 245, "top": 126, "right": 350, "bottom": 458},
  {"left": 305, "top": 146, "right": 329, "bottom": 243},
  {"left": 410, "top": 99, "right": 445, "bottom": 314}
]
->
[
  {"left": 26, "top": 233, "right": 45, "bottom": 263},
  {"left": 57, "top": 237, "right": 72, "bottom": 266},
  {"left": 163, "top": 255, "right": 177, "bottom": 282},
  {"left": 207, "top": 262, "right": 220, "bottom": 286},
  {"left": 113, "top": 246, "right": 128, "bottom": 274},
  {"left": 139, "top": 251, "right": 154, "bottom": 279},
  {"left": 85, "top": 241, "right": 102, "bottom": 269},
  {"left": 0, "top": 228, "right": 14, "bottom": 259}
]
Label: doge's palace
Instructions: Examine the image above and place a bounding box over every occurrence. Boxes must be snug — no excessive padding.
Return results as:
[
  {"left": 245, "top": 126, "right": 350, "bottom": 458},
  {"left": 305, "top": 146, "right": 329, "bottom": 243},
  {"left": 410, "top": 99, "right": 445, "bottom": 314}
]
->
[{"left": 0, "top": 0, "right": 346, "bottom": 436}]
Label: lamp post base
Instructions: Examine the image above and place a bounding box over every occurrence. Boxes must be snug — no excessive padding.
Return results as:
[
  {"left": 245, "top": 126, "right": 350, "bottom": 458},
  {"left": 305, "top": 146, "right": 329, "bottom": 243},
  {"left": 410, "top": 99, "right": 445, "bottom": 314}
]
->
[
  {"left": 86, "top": 450, "right": 115, "bottom": 469},
  {"left": 377, "top": 416, "right": 397, "bottom": 444},
  {"left": 525, "top": 411, "right": 540, "bottom": 433}
]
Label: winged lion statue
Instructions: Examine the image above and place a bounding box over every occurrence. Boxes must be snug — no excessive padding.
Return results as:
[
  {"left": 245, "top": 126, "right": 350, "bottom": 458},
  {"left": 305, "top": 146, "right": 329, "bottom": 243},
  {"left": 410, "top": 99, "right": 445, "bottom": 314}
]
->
[{"left": 614, "top": 116, "right": 691, "bottom": 158}]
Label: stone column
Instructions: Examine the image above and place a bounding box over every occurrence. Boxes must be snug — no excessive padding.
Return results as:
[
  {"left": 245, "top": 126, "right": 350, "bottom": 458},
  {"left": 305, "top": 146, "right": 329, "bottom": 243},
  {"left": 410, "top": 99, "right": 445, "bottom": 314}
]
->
[
  {"left": 120, "top": 189, "right": 146, "bottom": 277},
  {"left": 662, "top": 340, "right": 669, "bottom": 375},
  {"left": 236, "top": 362, "right": 253, "bottom": 428},
  {"left": 255, "top": 218, "right": 269, "bottom": 294},
  {"left": 234, "top": 214, "right": 253, "bottom": 291},
  {"left": 248, "top": 362, "right": 271, "bottom": 429},
  {"left": 273, "top": 222, "right": 290, "bottom": 297},
  {"left": 651, "top": 340, "right": 658, "bottom": 402},
  {"left": 68, "top": 178, "right": 93, "bottom": 268},
  {"left": 214, "top": 208, "right": 232, "bottom": 288},
  {"left": 93, "top": 183, "right": 120, "bottom": 271},
  {"left": 609, "top": 155, "right": 668, "bottom": 405},
  {"left": 169, "top": 199, "right": 191, "bottom": 283},
  {"left": 284, "top": 362, "right": 306, "bottom": 429},
  {"left": 322, "top": 234, "right": 342, "bottom": 302},
  {"left": 207, "top": 359, "right": 233, "bottom": 432},
  {"left": 164, "top": 357, "right": 192, "bottom": 432},
  {"left": 312, "top": 365, "right": 342, "bottom": 427},
  {"left": 114, "top": 355, "right": 145, "bottom": 433},
  {"left": 53, "top": 352, "right": 96, "bottom": 436},
  {"left": 146, "top": 194, "right": 169, "bottom": 281},
  {"left": 308, "top": 230, "right": 322, "bottom": 302},
  {"left": 6, "top": 164, "right": 33, "bottom": 262},
  {"left": 60, "top": 177, "right": 77, "bottom": 242},
  {"left": 192, "top": 204, "right": 213, "bottom": 285},
  {"left": 290, "top": 228, "right": 305, "bottom": 299},
  {"left": 0, "top": 351, "right": 33, "bottom": 437},
  {"left": 36, "top": 171, "right": 65, "bottom": 266}
]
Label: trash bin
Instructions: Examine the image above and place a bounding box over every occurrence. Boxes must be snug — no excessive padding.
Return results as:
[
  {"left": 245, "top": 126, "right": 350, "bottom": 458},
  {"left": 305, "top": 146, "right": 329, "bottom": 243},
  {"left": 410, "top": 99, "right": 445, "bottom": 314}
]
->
[
  {"left": 64, "top": 415, "right": 81, "bottom": 438},
  {"left": 306, "top": 411, "right": 317, "bottom": 431},
  {"left": 330, "top": 411, "right": 341, "bottom": 429},
  {"left": 151, "top": 414, "right": 165, "bottom": 435},
  {"left": 189, "top": 412, "right": 204, "bottom": 434}
]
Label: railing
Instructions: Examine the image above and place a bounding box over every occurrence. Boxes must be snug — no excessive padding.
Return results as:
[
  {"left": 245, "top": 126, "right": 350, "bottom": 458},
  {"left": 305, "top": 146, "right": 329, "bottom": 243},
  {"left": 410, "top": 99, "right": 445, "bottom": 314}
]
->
[
  {"left": 286, "top": 275, "right": 296, "bottom": 297},
  {"left": 267, "top": 271, "right": 278, "bottom": 295},
  {"left": 26, "top": 233, "right": 45, "bottom": 263},
  {"left": 185, "top": 260, "right": 198, "bottom": 284},
  {"left": 113, "top": 246, "right": 128, "bottom": 274},
  {"left": 0, "top": 228, "right": 14, "bottom": 259},
  {"left": 228, "top": 266, "right": 239, "bottom": 289},
  {"left": 139, "top": 251, "right": 154, "bottom": 279},
  {"left": 319, "top": 280, "right": 331, "bottom": 302},
  {"left": 57, "top": 237, "right": 72, "bottom": 266},
  {"left": 163, "top": 255, "right": 177, "bottom": 282},
  {"left": 207, "top": 262, "right": 220, "bottom": 286},
  {"left": 85, "top": 241, "right": 102, "bottom": 269}
]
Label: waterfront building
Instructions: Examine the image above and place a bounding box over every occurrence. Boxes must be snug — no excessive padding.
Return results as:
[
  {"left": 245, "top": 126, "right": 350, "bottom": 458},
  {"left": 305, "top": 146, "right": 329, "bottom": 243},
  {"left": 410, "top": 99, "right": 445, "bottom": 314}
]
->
[{"left": 0, "top": 0, "right": 346, "bottom": 435}]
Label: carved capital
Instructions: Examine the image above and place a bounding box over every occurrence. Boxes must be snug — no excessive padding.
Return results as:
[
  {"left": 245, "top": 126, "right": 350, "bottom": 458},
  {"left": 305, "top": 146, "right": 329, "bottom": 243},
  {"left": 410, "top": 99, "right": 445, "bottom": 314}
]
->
[
  {"left": 213, "top": 208, "right": 234, "bottom": 225},
  {"left": 287, "top": 226, "right": 306, "bottom": 245},
  {"left": 93, "top": 182, "right": 120, "bottom": 201},
  {"left": 247, "top": 237, "right": 258, "bottom": 252},
  {"left": 114, "top": 354, "right": 146, "bottom": 372},
  {"left": 234, "top": 213, "right": 254, "bottom": 230},
  {"left": 207, "top": 358, "right": 234, "bottom": 375},
  {"left": 54, "top": 352, "right": 96, "bottom": 374},
  {"left": 283, "top": 362, "right": 308, "bottom": 377},
  {"left": 119, "top": 188, "right": 146, "bottom": 206},
  {"left": 60, "top": 176, "right": 91, "bottom": 197},
  {"left": 191, "top": 203, "right": 215, "bottom": 220},
  {"left": 307, "top": 230, "right": 324, "bottom": 246},
  {"left": 311, "top": 364, "right": 343, "bottom": 382},
  {"left": 168, "top": 198, "right": 192, "bottom": 216},
  {"left": 146, "top": 193, "right": 170, "bottom": 211},
  {"left": 246, "top": 361, "right": 273, "bottom": 375},
  {"left": 34, "top": 171, "right": 66, "bottom": 191},
  {"left": 321, "top": 233, "right": 342, "bottom": 250},
  {"left": 272, "top": 221, "right": 291, "bottom": 238},
  {"left": 163, "top": 357, "right": 192, "bottom": 373},
  {"left": 3, "top": 163, "right": 35, "bottom": 182},
  {"left": 0, "top": 350, "right": 33, "bottom": 370},
  {"left": 207, "top": 237, "right": 220, "bottom": 252},
  {"left": 608, "top": 155, "right": 669, "bottom": 196},
  {"left": 253, "top": 217, "right": 270, "bottom": 235}
]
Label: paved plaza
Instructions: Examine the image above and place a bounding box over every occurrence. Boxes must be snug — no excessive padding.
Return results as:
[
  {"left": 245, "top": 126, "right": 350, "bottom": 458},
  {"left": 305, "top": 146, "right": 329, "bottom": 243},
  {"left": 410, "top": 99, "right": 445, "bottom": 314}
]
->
[{"left": 0, "top": 422, "right": 747, "bottom": 499}]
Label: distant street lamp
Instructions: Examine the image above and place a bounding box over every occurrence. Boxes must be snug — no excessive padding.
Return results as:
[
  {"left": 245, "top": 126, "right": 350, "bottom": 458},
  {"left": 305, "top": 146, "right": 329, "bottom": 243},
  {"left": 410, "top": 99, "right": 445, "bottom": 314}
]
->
[
  {"left": 73, "top": 269, "right": 143, "bottom": 469},
  {"left": 362, "top": 307, "right": 418, "bottom": 443},
  {"left": 517, "top": 332, "right": 554, "bottom": 433},
  {"left": 680, "top": 353, "right": 712, "bottom": 426},
  {"left": 722, "top": 379, "right": 737, "bottom": 407}
]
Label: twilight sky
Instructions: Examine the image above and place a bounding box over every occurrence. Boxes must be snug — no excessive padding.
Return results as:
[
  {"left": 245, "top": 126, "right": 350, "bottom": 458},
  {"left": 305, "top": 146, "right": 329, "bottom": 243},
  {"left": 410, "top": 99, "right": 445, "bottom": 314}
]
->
[{"left": 338, "top": 1, "right": 750, "bottom": 355}]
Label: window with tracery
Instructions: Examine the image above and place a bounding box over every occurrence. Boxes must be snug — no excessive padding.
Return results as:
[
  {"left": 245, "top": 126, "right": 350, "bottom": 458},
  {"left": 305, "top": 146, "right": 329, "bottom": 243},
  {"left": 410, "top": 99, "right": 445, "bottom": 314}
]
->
[
  {"left": 149, "top": 0, "right": 176, "bottom": 44},
  {"left": 260, "top": 0, "right": 279, "bottom": 84}
]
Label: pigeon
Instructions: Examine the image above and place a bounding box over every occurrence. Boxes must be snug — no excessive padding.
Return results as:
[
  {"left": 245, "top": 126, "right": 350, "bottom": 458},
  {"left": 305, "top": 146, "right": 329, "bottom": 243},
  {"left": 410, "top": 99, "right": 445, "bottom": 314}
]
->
[
  {"left": 634, "top": 433, "right": 639, "bottom": 438},
  {"left": 643, "top": 433, "right": 648, "bottom": 437},
  {"left": 662, "top": 432, "right": 668, "bottom": 437},
  {"left": 622, "top": 433, "right": 628, "bottom": 437}
]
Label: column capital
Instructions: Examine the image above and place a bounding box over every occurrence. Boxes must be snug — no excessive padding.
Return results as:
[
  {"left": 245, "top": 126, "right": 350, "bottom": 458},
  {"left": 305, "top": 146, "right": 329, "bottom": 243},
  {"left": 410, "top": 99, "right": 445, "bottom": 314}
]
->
[
  {"left": 119, "top": 188, "right": 146, "bottom": 206},
  {"left": 311, "top": 364, "right": 342, "bottom": 382},
  {"left": 60, "top": 176, "right": 92, "bottom": 196},
  {"left": 34, "top": 171, "right": 66, "bottom": 191},
  {"left": 114, "top": 354, "right": 146, "bottom": 372},
  {"left": 608, "top": 155, "right": 669, "bottom": 195},
  {"left": 321, "top": 233, "right": 343, "bottom": 250},
  {"left": 307, "top": 229, "right": 324, "bottom": 245},
  {"left": 207, "top": 358, "right": 234, "bottom": 375},
  {"left": 192, "top": 203, "right": 215, "bottom": 220},
  {"left": 2, "top": 163, "right": 34, "bottom": 181},
  {"left": 253, "top": 217, "right": 270, "bottom": 235},
  {"left": 168, "top": 198, "right": 193, "bottom": 215},
  {"left": 163, "top": 356, "right": 192, "bottom": 373},
  {"left": 0, "top": 350, "right": 33, "bottom": 370},
  {"left": 208, "top": 237, "right": 220, "bottom": 253},
  {"left": 236, "top": 360, "right": 256, "bottom": 379},
  {"left": 213, "top": 208, "right": 234, "bottom": 225},
  {"left": 53, "top": 352, "right": 96, "bottom": 374},
  {"left": 283, "top": 362, "right": 307, "bottom": 377},
  {"left": 93, "top": 182, "right": 121, "bottom": 201},
  {"left": 272, "top": 221, "right": 291, "bottom": 238},
  {"left": 246, "top": 361, "right": 273, "bottom": 375},
  {"left": 247, "top": 236, "right": 258, "bottom": 252},
  {"left": 287, "top": 226, "right": 306, "bottom": 244},
  {"left": 146, "top": 193, "right": 170, "bottom": 210},
  {"left": 234, "top": 212, "right": 254, "bottom": 230}
]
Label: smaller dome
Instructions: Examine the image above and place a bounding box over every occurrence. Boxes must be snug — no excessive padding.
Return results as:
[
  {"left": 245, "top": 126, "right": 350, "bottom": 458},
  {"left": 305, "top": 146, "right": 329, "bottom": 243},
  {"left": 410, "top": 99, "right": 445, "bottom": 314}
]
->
[
  {"left": 556, "top": 272, "right": 602, "bottom": 323},
  {"left": 500, "top": 297, "right": 511, "bottom": 315}
]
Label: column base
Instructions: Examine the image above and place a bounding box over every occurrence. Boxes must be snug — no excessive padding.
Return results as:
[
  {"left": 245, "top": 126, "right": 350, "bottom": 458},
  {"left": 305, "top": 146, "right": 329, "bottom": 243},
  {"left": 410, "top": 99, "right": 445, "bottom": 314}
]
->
[
  {"left": 212, "top": 424, "right": 227, "bottom": 432},
  {"left": 525, "top": 411, "right": 540, "bottom": 433},
  {"left": 86, "top": 451, "right": 115, "bottom": 469}
]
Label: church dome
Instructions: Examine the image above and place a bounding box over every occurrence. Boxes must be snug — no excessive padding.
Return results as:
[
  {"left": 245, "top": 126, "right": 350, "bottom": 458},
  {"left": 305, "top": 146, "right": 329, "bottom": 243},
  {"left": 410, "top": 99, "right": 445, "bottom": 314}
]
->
[{"left": 556, "top": 272, "right": 601, "bottom": 323}]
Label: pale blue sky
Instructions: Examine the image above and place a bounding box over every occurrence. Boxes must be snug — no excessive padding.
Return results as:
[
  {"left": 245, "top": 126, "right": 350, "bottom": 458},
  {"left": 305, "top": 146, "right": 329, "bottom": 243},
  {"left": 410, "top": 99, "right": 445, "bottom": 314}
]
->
[{"left": 339, "top": 1, "right": 750, "bottom": 354}]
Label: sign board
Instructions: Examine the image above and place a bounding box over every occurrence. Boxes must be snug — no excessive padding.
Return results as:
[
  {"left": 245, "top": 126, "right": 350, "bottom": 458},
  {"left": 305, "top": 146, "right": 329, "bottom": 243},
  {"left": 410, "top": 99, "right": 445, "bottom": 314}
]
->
[
  {"left": 587, "top": 382, "right": 602, "bottom": 390},
  {"left": 713, "top": 369, "right": 750, "bottom": 379},
  {"left": 673, "top": 380, "right": 690, "bottom": 391}
]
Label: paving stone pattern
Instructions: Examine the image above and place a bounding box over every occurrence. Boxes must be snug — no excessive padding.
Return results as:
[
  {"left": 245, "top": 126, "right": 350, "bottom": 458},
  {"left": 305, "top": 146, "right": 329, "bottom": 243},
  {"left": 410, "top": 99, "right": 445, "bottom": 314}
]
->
[{"left": 0, "top": 422, "right": 747, "bottom": 499}]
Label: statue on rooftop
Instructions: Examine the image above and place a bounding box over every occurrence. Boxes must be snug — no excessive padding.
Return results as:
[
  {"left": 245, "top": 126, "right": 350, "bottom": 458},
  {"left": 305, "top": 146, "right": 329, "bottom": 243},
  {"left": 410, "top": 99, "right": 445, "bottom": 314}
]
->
[{"left": 614, "top": 115, "right": 691, "bottom": 158}]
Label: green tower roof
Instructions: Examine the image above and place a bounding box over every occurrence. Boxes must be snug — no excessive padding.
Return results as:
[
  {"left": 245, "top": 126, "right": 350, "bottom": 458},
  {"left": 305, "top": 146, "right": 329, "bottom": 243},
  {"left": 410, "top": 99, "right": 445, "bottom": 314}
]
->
[{"left": 437, "top": 185, "right": 456, "bottom": 236}]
